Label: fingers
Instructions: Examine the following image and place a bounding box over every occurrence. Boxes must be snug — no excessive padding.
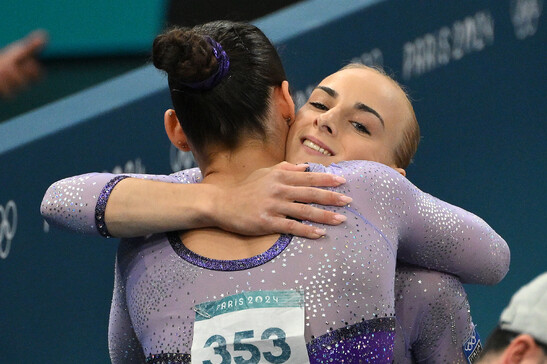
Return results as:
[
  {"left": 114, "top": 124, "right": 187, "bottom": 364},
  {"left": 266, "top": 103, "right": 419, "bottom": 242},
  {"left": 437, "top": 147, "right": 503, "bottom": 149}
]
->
[
  {"left": 271, "top": 218, "right": 327, "bottom": 239},
  {"left": 0, "top": 58, "right": 41, "bottom": 98},
  {"left": 281, "top": 186, "right": 351, "bottom": 206},
  {"left": 281, "top": 202, "right": 347, "bottom": 225},
  {"left": 0, "top": 31, "right": 47, "bottom": 98},
  {"left": 14, "top": 30, "right": 48, "bottom": 61},
  {"left": 274, "top": 161, "right": 309, "bottom": 172},
  {"left": 302, "top": 171, "right": 347, "bottom": 187},
  {"left": 18, "top": 58, "right": 42, "bottom": 81},
  {"left": 227, "top": 163, "right": 351, "bottom": 239},
  {"left": 276, "top": 167, "right": 347, "bottom": 188},
  {"left": 0, "top": 69, "right": 22, "bottom": 98},
  {"left": 270, "top": 162, "right": 348, "bottom": 188}
]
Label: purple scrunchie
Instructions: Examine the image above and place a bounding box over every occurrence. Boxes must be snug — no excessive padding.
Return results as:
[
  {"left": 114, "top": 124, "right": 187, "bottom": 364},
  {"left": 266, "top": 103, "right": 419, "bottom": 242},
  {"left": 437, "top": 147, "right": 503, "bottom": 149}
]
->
[{"left": 173, "top": 37, "right": 230, "bottom": 91}]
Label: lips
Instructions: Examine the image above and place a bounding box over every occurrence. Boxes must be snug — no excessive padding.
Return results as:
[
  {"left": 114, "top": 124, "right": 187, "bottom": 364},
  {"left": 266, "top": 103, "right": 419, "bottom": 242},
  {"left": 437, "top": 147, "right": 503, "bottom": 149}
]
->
[{"left": 301, "top": 136, "right": 334, "bottom": 156}]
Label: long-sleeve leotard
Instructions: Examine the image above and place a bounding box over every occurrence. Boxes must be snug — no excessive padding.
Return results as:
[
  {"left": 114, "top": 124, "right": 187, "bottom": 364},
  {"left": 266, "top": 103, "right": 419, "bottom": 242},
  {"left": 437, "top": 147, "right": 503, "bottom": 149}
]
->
[
  {"left": 41, "top": 161, "right": 507, "bottom": 362},
  {"left": 41, "top": 160, "right": 508, "bottom": 285},
  {"left": 393, "top": 265, "right": 479, "bottom": 363}
]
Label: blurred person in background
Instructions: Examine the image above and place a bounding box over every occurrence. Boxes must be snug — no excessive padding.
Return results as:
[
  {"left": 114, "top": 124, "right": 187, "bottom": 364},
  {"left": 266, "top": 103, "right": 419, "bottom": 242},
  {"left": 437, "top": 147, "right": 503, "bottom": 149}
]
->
[
  {"left": 477, "top": 272, "right": 547, "bottom": 364},
  {"left": 0, "top": 30, "right": 47, "bottom": 99}
]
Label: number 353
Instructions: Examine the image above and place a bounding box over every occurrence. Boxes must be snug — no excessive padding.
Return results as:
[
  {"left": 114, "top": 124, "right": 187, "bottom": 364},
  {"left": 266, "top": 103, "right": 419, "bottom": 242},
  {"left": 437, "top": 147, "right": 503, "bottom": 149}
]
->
[{"left": 202, "top": 327, "right": 291, "bottom": 364}]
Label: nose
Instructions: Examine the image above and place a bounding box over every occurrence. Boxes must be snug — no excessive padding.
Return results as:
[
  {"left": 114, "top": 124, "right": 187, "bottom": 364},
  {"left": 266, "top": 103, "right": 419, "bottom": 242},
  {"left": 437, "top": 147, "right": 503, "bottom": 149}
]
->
[{"left": 315, "top": 111, "right": 336, "bottom": 136}]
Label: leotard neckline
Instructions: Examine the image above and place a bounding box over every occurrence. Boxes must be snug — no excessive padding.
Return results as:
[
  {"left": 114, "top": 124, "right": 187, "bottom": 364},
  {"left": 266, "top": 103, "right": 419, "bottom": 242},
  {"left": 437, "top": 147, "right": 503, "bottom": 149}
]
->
[{"left": 166, "top": 232, "right": 292, "bottom": 271}]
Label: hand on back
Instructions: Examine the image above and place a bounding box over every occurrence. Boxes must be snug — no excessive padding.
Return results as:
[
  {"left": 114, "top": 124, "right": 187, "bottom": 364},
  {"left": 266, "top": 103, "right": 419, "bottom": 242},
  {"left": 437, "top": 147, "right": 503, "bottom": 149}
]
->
[{"left": 211, "top": 162, "right": 351, "bottom": 239}]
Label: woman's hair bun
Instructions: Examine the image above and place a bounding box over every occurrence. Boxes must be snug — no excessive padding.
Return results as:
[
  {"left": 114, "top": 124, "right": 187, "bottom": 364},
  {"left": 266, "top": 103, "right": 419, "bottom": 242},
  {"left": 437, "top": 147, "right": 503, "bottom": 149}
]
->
[{"left": 152, "top": 27, "right": 218, "bottom": 83}]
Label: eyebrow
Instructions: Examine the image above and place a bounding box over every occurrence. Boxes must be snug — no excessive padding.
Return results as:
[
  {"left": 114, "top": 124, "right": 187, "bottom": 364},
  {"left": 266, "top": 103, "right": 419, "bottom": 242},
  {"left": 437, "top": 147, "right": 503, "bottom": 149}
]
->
[
  {"left": 316, "top": 86, "right": 385, "bottom": 128},
  {"left": 355, "top": 102, "right": 385, "bottom": 128}
]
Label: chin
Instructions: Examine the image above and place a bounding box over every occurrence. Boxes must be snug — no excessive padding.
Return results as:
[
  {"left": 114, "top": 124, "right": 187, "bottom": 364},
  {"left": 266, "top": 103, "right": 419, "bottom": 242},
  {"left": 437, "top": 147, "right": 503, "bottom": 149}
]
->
[{"left": 305, "top": 156, "right": 333, "bottom": 165}]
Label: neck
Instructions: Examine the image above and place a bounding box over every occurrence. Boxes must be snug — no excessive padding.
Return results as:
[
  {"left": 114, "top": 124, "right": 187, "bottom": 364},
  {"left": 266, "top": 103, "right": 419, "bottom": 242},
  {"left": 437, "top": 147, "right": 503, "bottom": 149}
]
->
[
  {"left": 200, "top": 140, "right": 283, "bottom": 185},
  {"left": 182, "top": 138, "right": 284, "bottom": 259}
]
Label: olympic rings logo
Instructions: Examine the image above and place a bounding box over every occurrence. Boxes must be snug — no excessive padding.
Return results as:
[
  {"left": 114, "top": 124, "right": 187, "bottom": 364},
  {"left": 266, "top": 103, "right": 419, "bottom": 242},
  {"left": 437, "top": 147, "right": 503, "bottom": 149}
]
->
[
  {"left": 464, "top": 331, "right": 477, "bottom": 351},
  {"left": 0, "top": 200, "right": 17, "bottom": 259}
]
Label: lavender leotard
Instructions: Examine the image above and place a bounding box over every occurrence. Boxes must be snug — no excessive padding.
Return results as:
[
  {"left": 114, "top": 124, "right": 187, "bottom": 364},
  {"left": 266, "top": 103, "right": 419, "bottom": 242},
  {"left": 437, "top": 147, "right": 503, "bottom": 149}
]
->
[
  {"left": 41, "top": 161, "right": 508, "bottom": 363},
  {"left": 393, "top": 265, "right": 478, "bottom": 363}
]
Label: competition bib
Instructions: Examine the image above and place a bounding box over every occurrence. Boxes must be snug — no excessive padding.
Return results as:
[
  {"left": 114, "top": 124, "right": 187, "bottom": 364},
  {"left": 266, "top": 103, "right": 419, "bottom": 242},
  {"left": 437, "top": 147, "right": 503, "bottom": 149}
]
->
[{"left": 191, "top": 290, "right": 310, "bottom": 364}]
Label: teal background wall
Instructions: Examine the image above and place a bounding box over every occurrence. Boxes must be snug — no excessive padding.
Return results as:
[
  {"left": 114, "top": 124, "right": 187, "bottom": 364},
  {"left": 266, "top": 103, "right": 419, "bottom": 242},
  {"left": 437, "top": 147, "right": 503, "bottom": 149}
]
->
[
  {"left": 0, "top": 0, "right": 545, "bottom": 362},
  {"left": 0, "top": 1, "right": 167, "bottom": 57},
  {"left": 0, "top": 1, "right": 168, "bottom": 123}
]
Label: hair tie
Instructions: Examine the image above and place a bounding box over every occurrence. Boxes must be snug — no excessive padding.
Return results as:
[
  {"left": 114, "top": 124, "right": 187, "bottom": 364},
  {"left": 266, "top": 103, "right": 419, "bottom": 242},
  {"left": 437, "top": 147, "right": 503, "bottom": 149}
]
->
[{"left": 172, "top": 37, "right": 230, "bottom": 92}]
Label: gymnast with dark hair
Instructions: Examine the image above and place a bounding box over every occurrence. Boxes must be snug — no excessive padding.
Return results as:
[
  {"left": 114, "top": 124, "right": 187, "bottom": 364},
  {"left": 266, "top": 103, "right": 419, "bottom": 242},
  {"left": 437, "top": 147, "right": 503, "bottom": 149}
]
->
[{"left": 42, "top": 21, "right": 509, "bottom": 363}]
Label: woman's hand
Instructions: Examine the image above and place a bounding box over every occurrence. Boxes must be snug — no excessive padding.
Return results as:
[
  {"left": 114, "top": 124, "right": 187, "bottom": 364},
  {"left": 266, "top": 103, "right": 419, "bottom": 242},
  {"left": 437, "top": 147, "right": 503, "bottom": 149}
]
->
[
  {"left": 208, "top": 162, "right": 351, "bottom": 238},
  {"left": 102, "top": 163, "right": 350, "bottom": 239},
  {"left": 0, "top": 31, "right": 47, "bottom": 99}
]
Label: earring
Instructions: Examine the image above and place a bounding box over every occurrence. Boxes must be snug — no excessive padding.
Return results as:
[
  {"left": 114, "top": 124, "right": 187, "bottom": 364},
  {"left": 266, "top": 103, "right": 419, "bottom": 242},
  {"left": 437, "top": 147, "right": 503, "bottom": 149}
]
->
[{"left": 169, "top": 111, "right": 174, "bottom": 116}]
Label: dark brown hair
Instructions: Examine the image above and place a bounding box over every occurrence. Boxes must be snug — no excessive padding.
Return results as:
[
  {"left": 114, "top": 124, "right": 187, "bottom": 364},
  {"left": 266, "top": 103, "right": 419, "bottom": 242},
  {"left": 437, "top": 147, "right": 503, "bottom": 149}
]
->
[{"left": 152, "top": 21, "right": 286, "bottom": 158}]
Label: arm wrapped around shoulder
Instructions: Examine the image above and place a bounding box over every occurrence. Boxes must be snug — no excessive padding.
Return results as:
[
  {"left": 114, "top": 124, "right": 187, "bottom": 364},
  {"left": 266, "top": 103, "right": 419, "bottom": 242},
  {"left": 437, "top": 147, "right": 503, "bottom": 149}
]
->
[
  {"left": 40, "top": 171, "right": 197, "bottom": 237},
  {"left": 40, "top": 173, "right": 117, "bottom": 235},
  {"left": 396, "top": 185, "right": 510, "bottom": 285},
  {"left": 322, "top": 160, "right": 510, "bottom": 286}
]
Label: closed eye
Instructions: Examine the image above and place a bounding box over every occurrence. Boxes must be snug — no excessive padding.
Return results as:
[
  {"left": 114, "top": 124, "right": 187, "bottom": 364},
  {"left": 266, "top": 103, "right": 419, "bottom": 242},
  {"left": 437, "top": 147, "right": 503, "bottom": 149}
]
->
[
  {"left": 310, "top": 102, "right": 329, "bottom": 111},
  {"left": 351, "top": 121, "right": 371, "bottom": 135}
]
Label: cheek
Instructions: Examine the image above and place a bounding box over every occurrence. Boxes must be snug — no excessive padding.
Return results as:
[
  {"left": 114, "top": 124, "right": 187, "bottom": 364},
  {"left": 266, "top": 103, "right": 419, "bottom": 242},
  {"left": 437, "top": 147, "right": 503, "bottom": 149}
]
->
[
  {"left": 284, "top": 126, "right": 301, "bottom": 162},
  {"left": 286, "top": 126, "right": 299, "bottom": 149},
  {"left": 292, "top": 110, "right": 314, "bottom": 130},
  {"left": 342, "top": 140, "right": 386, "bottom": 163},
  {"left": 287, "top": 116, "right": 309, "bottom": 145}
]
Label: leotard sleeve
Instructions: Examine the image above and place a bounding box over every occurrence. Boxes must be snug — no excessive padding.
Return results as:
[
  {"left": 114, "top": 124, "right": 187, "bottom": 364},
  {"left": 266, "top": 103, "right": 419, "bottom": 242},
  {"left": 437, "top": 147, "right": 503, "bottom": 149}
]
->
[
  {"left": 108, "top": 254, "right": 146, "bottom": 363},
  {"left": 393, "top": 265, "right": 479, "bottom": 363},
  {"left": 309, "top": 160, "right": 510, "bottom": 285},
  {"left": 40, "top": 169, "right": 202, "bottom": 236}
]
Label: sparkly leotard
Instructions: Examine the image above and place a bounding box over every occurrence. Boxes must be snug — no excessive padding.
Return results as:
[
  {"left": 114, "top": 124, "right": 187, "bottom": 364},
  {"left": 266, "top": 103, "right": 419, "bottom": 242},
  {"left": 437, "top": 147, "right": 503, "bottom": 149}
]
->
[
  {"left": 41, "top": 161, "right": 507, "bottom": 363},
  {"left": 393, "top": 265, "right": 479, "bottom": 363}
]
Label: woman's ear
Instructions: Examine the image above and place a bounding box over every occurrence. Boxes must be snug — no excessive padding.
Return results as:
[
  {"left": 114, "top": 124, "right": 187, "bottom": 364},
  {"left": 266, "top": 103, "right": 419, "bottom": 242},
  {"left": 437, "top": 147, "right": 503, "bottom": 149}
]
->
[
  {"left": 392, "top": 167, "right": 406, "bottom": 177},
  {"left": 164, "top": 109, "right": 191, "bottom": 151},
  {"left": 280, "top": 80, "right": 296, "bottom": 126}
]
